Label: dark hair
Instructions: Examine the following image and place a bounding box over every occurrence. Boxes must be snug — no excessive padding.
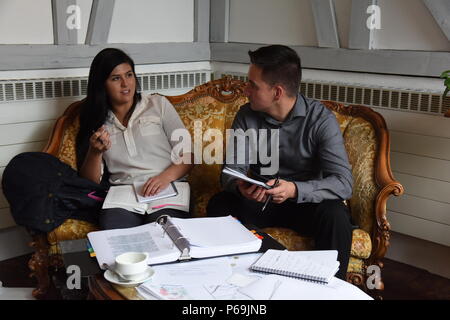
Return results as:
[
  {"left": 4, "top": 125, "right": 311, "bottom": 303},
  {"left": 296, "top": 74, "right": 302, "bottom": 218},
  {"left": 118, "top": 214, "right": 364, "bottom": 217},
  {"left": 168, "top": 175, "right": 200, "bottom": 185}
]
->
[
  {"left": 248, "top": 45, "right": 301, "bottom": 97},
  {"left": 76, "top": 48, "right": 141, "bottom": 169}
]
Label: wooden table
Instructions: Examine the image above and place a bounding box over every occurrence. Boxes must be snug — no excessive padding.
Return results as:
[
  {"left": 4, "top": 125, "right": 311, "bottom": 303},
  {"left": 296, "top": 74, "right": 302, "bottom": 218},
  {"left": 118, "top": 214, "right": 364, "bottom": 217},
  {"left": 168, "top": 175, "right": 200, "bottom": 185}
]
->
[{"left": 87, "top": 273, "right": 144, "bottom": 300}]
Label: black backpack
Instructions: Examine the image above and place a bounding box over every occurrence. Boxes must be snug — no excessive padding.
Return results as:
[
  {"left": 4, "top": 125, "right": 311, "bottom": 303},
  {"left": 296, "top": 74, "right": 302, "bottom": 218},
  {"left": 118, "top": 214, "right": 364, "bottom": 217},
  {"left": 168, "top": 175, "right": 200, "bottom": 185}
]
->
[{"left": 2, "top": 152, "right": 107, "bottom": 232}]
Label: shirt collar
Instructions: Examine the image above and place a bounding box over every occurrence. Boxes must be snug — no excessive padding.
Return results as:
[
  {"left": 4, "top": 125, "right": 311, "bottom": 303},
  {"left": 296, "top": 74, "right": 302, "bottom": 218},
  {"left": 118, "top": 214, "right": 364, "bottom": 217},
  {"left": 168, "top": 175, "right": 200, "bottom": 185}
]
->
[
  {"left": 261, "top": 93, "right": 306, "bottom": 125},
  {"left": 105, "top": 94, "right": 145, "bottom": 130}
]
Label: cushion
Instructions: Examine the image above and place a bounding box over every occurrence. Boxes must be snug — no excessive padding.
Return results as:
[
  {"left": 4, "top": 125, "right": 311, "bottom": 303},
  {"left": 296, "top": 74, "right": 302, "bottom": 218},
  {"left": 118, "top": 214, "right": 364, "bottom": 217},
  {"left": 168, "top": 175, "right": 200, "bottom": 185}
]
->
[
  {"left": 262, "top": 227, "right": 372, "bottom": 260},
  {"left": 262, "top": 227, "right": 314, "bottom": 251},
  {"left": 171, "top": 94, "right": 248, "bottom": 217},
  {"left": 340, "top": 117, "right": 379, "bottom": 234},
  {"left": 350, "top": 228, "right": 372, "bottom": 259},
  {"left": 56, "top": 116, "right": 79, "bottom": 170},
  {"left": 347, "top": 256, "right": 364, "bottom": 274}
]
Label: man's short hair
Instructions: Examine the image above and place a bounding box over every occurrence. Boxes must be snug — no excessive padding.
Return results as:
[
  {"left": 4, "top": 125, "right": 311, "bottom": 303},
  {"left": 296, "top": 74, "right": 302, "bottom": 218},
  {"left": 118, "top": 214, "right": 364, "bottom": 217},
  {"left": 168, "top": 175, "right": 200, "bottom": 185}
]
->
[{"left": 248, "top": 45, "right": 302, "bottom": 97}]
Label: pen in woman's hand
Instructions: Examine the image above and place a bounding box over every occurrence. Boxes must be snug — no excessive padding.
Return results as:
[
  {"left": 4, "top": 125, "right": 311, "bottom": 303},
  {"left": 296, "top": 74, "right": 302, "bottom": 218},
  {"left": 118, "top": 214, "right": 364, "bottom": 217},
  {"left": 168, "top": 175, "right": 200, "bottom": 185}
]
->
[{"left": 92, "top": 128, "right": 105, "bottom": 145}]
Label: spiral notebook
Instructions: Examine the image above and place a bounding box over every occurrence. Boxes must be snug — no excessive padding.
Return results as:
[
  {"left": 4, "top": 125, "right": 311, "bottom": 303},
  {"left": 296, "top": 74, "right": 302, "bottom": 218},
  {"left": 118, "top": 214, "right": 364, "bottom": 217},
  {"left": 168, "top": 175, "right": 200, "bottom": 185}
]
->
[{"left": 251, "top": 249, "right": 340, "bottom": 284}]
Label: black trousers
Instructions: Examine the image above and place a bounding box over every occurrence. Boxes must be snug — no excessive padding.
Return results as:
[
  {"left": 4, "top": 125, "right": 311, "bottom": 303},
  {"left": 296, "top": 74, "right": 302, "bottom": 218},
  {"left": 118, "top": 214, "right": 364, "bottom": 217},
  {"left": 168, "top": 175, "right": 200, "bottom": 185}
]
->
[
  {"left": 99, "top": 208, "right": 190, "bottom": 230},
  {"left": 206, "top": 191, "right": 353, "bottom": 280}
]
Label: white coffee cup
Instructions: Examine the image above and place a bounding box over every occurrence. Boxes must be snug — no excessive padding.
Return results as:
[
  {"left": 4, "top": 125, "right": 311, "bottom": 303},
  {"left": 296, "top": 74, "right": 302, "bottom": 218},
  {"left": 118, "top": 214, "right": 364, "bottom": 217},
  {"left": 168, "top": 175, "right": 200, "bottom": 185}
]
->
[{"left": 115, "top": 252, "right": 149, "bottom": 281}]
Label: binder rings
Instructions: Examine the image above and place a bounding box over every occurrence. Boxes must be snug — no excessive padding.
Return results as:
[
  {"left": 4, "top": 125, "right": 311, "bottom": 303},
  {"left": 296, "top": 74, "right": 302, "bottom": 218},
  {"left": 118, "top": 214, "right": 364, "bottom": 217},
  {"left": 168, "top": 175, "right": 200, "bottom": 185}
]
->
[
  {"left": 87, "top": 215, "right": 262, "bottom": 269},
  {"left": 251, "top": 249, "right": 340, "bottom": 284}
]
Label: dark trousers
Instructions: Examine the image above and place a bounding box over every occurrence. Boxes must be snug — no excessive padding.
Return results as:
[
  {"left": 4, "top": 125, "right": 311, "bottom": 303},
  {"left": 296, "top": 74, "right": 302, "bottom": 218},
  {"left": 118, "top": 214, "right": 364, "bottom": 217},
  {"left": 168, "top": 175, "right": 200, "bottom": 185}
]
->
[
  {"left": 206, "top": 191, "right": 353, "bottom": 280},
  {"left": 99, "top": 208, "right": 190, "bottom": 230}
]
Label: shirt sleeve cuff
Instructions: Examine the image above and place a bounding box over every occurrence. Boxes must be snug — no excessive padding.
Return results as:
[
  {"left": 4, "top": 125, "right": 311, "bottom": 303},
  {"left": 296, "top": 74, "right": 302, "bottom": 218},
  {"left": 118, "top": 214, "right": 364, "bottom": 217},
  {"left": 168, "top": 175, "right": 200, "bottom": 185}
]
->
[{"left": 293, "top": 181, "right": 315, "bottom": 203}]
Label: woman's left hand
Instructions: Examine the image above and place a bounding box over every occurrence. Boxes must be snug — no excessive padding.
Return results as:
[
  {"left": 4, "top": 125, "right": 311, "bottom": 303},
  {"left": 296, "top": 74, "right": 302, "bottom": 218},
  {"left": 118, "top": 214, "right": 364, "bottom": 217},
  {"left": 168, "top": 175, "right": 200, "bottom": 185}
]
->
[{"left": 142, "top": 174, "right": 171, "bottom": 196}]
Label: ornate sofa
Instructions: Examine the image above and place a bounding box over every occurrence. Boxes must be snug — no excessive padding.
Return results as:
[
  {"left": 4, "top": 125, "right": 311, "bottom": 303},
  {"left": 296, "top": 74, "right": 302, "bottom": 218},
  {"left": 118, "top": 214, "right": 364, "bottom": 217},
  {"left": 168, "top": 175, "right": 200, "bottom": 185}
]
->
[{"left": 28, "top": 77, "right": 403, "bottom": 299}]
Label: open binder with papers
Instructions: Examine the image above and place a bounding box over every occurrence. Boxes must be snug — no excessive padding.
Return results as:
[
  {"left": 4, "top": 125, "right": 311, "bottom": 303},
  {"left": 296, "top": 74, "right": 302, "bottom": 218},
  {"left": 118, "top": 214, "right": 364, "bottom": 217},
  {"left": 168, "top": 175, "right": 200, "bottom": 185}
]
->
[
  {"left": 251, "top": 249, "right": 340, "bottom": 284},
  {"left": 87, "top": 215, "right": 263, "bottom": 268}
]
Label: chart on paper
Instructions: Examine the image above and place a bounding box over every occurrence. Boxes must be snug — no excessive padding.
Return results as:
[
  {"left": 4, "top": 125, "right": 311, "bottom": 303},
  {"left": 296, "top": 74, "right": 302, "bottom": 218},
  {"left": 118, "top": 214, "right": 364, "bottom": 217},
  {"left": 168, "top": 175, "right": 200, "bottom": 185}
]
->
[{"left": 107, "top": 232, "right": 159, "bottom": 257}]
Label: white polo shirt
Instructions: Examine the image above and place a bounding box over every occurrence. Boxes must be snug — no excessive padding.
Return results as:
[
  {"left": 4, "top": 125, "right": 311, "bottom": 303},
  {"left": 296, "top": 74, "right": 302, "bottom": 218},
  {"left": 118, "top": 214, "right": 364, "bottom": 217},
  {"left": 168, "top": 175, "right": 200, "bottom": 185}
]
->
[{"left": 103, "top": 94, "right": 187, "bottom": 185}]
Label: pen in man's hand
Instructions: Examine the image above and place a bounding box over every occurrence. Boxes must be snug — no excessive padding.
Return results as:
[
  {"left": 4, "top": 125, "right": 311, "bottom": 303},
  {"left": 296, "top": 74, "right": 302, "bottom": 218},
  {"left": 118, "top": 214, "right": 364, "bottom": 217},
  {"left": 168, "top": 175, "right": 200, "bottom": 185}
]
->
[{"left": 261, "top": 175, "right": 279, "bottom": 213}]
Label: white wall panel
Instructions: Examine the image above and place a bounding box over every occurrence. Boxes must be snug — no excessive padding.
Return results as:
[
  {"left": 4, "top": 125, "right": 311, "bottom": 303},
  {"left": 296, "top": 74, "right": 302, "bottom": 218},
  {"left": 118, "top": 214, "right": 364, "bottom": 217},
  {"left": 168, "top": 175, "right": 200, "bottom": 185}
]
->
[
  {"left": 375, "top": 0, "right": 450, "bottom": 51},
  {"left": 0, "top": 0, "right": 53, "bottom": 44},
  {"left": 388, "top": 210, "right": 450, "bottom": 246},
  {"left": 0, "top": 121, "right": 54, "bottom": 146},
  {"left": 388, "top": 194, "right": 450, "bottom": 225},
  {"left": 0, "top": 142, "right": 47, "bottom": 167},
  {"left": 386, "top": 231, "right": 450, "bottom": 279},
  {"left": 391, "top": 152, "right": 450, "bottom": 183},
  {"left": 393, "top": 172, "right": 450, "bottom": 204},
  {"left": 374, "top": 108, "right": 450, "bottom": 139},
  {"left": 333, "top": 0, "right": 351, "bottom": 48},
  {"left": 0, "top": 99, "right": 74, "bottom": 125},
  {"left": 390, "top": 131, "right": 450, "bottom": 161},
  {"left": 108, "top": 0, "right": 194, "bottom": 43},
  {"left": 77, "top": 0, "right": 93, "bottom": 44},
  {"left": 228, "top": 0, "right": 317, "bottom": 46}
]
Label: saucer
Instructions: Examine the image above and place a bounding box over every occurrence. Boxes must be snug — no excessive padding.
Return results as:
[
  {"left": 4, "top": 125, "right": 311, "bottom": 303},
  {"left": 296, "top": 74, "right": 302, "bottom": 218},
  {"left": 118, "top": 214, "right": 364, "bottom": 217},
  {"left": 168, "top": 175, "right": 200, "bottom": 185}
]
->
[{"left": 104, "top": 267, "right": 155, "bottom": 288}]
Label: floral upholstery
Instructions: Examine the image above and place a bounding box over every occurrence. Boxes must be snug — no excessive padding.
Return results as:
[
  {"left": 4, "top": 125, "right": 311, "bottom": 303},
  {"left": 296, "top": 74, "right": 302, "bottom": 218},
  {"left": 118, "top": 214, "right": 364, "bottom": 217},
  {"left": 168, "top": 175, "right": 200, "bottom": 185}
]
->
[
  {"left": 347, "top": 256, "right": 364, "bottom": 274},
  {"left": 45, "top": 85, "right": 379, "bottom": 276},
  {"left": 341, "top": 117, "right": 379, "bottom": 234},
  {"left": 262, "top": 228, "right": 371, "bottom": 260},
  {"left": 171, "top": 94, "right": 249, "bottom": 217},
  {"left": 261, "top": 227, "right": 314, "bottom": 251},
  {"left": 56, "top": 116, "right": 79, "bottom": 170},
  {"left": 48, "top": 219, "right": 98, "bottom": 255}
]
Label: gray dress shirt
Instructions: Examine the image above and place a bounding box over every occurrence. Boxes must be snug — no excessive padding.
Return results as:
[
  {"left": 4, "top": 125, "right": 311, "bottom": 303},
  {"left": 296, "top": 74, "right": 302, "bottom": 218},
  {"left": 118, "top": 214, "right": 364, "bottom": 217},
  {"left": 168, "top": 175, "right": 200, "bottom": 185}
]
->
[{"left": 222, "top": 93, "right": 353, "bottom": 203}]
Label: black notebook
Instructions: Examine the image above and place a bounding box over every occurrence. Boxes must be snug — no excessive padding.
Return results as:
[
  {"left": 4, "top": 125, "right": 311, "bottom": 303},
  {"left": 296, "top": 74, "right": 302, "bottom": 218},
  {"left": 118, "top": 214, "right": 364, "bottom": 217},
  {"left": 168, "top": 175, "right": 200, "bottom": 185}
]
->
[{"left": 251, "top": 249, "right": 340, "bottom": 284}]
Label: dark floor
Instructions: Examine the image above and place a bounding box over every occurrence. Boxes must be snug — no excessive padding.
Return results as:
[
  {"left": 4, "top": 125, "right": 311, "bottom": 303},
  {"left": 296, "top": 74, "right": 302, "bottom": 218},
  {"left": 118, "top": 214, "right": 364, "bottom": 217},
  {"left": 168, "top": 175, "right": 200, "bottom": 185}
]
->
[{"left": 0, "top": 253, "right": 449, "bottom": 300}]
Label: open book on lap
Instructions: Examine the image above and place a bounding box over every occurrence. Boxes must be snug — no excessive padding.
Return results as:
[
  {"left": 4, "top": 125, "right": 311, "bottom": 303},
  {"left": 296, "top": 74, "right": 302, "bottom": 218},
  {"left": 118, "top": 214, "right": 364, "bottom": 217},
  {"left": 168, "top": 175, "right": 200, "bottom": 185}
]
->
[
  {"left": 87, "top": 215, "right": 263, "bottom": 268},
  {"left": 102, "top": 181, "right": 190, "bottom": 214}
]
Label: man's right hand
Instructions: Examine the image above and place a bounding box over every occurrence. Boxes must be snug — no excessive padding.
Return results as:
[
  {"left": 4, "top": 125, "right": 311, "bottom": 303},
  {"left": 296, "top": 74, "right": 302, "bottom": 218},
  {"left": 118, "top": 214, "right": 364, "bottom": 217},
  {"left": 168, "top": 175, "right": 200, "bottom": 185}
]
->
[{"left": 236, "top": 179, "right": 268, "bottom": 203}]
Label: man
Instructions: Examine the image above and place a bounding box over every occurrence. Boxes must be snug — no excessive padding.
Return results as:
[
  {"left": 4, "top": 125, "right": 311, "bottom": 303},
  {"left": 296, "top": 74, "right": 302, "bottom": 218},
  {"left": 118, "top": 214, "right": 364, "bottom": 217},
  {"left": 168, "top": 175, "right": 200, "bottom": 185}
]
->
[{"left": 206, "top": 45, "right": 354, "bottom": 280}]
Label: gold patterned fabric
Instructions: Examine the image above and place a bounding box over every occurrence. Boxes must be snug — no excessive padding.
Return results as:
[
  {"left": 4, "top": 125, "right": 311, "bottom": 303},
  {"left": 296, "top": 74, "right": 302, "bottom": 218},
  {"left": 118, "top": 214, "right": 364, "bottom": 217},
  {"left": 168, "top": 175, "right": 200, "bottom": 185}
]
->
[
  {"left": 172, "top": 95, "right": 248, "bottom": 217},
  {"left": 262, "top": 227, "right": 366, "bottom": 273},
  {"left": 47, "top": 219, "right": 98, "bottom": 254},
  {"left": 332, "top": 111, "right": 379, "bottom": 234},
  {"left": 262, "top": 227, "right": 315, "bottom": 251},
  {"left": 262, "top": 227, "right": 371, "bottom": 259},
  {"left": 350, "top": 228, "right": 372, "bottom": 259},
  {"left": 342, "top": 118, "right": 379, "bottom": 234},
  {"left": 56, "top": 116, "right": 79, "bottom": 170},
  {"left": 347, "top": 256, "right": 364, "bottom": 274}
]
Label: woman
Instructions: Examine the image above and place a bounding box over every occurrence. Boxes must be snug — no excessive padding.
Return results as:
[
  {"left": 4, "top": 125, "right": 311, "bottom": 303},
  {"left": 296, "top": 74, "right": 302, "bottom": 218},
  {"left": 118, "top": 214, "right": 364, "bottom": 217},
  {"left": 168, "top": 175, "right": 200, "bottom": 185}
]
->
[{"left": 76, "top": 48, "right": 193, "bottom": 229}]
